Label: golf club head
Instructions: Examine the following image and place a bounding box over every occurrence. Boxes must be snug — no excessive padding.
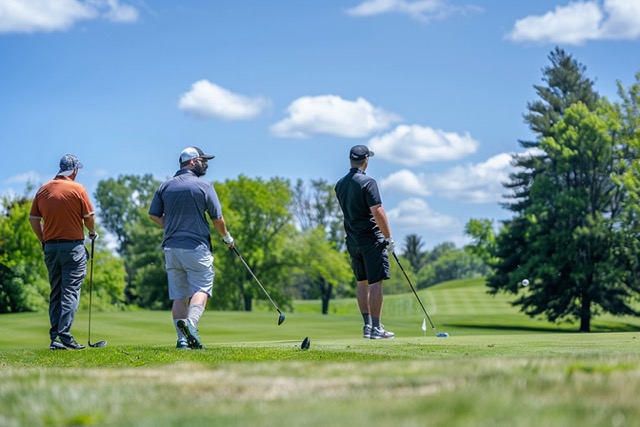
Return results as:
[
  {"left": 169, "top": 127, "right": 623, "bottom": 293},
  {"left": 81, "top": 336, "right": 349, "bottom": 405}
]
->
[
  {"left": 89, "top": 340, "right": 108, "bottom": 348},
  {"left": 301, "top": 336, "right": 310, "bottom": 350},
  {"left": 278, "top": 312, "right": 285, "bottom": 325},
  {"left": 436, "top": 332, "right": 449, "bottom": 338}
]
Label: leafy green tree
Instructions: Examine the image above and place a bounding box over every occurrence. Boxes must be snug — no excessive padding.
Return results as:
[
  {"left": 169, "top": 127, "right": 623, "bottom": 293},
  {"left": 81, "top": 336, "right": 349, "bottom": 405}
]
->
[
  {"left": 489, "top": 49, "right": 618, "bottom": 332},
  {"left": 613, "top": 72, "right": 640, "bottom": 314},
  {"left": 0, "top": 192, "right": 126, "bottom": 313},
  {"left": 418, "top": 242, "right": 487, "bottom": 288},
  {"left": 80, "top": 233, "right": 127, "bottom": 311},
  {"left": 0, "top": 194, "right": 48, "bottom": 312},
  {"left": 402, "top": 234, "right": 426, "bottom": 272},
  {"left": 94, "top": 174, "right": 161, "bottom": 301},
  {"left": 490, "top": 101, "right": 638, "bottom": 331},
  {"left": 124, "top": 209, "right": 166, "bottom": 309},
  {"left": 212, "top": 175, "right": 295, "bottom": 311},
  {"left": 506, "top": 47, "right": 600, "bottom": 212},
  {"left": 290, "top": 178, "right": 354, "bottom": 311},
  {"left": 464, "top": 218, "right": 497, "bottom": 267},
  {"left": 95, "top": 174, "right": 160, "bottom": 253},
  {"left": 292, "top": 178, "right": 345, "bottom": 249},
  {"left": 289, "top": 227, "right": 353, "bottom": 314}
]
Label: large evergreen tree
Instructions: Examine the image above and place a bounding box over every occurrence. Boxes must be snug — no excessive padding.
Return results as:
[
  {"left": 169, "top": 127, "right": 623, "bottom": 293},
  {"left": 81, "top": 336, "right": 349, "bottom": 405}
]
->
[
  {"left": 505, "top": 47, "right": 600, "bottom": 213},
  {"left": 489, "top": 49, "right": 640, "bottom": 331}
]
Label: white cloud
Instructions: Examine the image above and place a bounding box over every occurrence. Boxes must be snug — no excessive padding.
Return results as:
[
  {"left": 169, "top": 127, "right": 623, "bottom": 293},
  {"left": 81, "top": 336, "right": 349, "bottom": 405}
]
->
[
  {"left": 0, "top": 0, "right": 138, "bottom": 34},
  {"left": 102, "top": 0, "right": 138, "bottom": 23},
  {"left": 345, "top": 0, "right": 481, "bottom": 23},
  {"left": 271, "top": 95, "right": 401, "bottom": 139},
  {"left": 427, "top": 152, "right": 514, "bottom": 203},
  {"left": 386, "top": 197, "right": 460, "bottom": 234},
  {"left": 506, "top": 0, "right": 640, "bottom": 45},
  {"left": 1, "top": 171, "right": 46, "bottom": 198},
  {"left": 369, "top": 124, "right": 479, "bottom": 166},
  {"left": 379, "top": 153, "right": 514, "bottom": 203},
  {"left": 380, "top": 169, "right": 430, "bottom": 196},
  {"left": 599, "top": 0, "right": 640, "bottom": 39},
  {"left": 3, "top": 171, "right": 45, "bottom": 186},
  {"left": 178, "top": 80, "right": 271, "bottom": 121}
]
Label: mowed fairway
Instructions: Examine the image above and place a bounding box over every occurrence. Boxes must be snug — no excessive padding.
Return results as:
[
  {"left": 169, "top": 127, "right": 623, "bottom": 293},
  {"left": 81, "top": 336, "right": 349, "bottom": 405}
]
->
[{"left": 1, "top": 278, "right": 639, "bottom": 427}]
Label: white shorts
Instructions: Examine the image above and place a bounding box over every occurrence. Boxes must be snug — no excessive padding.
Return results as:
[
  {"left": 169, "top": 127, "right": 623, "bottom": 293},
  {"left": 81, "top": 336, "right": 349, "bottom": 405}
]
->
[{"left": 164, "top": 246, "right": 214, "bottom": 300}]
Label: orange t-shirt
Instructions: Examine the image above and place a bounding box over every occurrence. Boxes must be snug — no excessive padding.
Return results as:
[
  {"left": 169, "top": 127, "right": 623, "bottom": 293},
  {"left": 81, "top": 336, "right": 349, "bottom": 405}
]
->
[{"left": 30, "top": 177, "right": 94, "bottom": 241}]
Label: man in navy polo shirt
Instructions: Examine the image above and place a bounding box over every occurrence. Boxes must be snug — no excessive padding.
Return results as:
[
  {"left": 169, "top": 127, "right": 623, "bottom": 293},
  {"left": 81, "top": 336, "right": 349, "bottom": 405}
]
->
[
  {"left": 335, "top": 145, "right": 396, "bottom": 339},
  {"left": 149, "top": 146, "right": 235, "bottom": 349}
]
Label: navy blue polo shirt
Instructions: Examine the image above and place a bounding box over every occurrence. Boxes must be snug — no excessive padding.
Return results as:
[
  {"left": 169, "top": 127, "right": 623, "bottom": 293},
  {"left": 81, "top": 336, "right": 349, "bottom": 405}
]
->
[
  {"left": 335, "top": 168, "right": 384, "bottom": 246},
  {"left": 149, "top": 169, "right": 223, "bottom": 249}
]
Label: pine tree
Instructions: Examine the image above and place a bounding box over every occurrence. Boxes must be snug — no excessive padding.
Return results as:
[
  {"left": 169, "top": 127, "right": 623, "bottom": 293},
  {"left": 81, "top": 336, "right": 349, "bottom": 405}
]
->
[{"left": 487, "top": 49, "right": 640, "bottom": 331}]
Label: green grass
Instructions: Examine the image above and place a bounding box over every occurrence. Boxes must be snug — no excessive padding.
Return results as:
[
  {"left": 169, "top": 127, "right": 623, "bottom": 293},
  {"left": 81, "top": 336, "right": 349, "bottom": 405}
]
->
[{"left": 1, "top": 277, "right": 640, "bottom": 426}]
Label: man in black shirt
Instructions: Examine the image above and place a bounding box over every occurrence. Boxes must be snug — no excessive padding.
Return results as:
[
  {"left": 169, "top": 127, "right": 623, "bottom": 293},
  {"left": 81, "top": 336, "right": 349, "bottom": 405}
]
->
[{"left": 335, "top": 145, "right": 395, "bottom": 339}]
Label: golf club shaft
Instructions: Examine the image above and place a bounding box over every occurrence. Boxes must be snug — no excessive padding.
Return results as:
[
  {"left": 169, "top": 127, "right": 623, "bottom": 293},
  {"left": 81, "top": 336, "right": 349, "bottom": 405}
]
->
[
  {"left": 88, "top": 238, "right": 95, "bottom": 343},
  {"left": 88, "top": 239, "right": 107, "bottom": 347},
  {"left": 232, "top": 246, "right": 283, "bottom": 315},
  {"left": 392, "top": 252, "right": 437, "bottom": 331}
]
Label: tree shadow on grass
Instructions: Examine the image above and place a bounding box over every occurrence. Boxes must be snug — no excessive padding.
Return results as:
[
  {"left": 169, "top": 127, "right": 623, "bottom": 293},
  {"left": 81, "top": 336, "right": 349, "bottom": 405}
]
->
[{"left": 446, "top": 322, "right": 640, "bottom": 333}]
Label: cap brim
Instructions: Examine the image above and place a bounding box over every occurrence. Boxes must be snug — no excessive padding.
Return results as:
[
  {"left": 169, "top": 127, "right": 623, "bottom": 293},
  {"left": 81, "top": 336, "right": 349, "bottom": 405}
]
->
[{"left": 202, "top": 155, "right": 215, "bottom": 160}]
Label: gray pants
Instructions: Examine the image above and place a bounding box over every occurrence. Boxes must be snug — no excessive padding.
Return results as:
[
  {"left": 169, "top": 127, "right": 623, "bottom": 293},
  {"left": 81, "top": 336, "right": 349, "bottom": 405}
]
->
[{"left": 44, "top": 241, "right": 87, "bottom": 342}]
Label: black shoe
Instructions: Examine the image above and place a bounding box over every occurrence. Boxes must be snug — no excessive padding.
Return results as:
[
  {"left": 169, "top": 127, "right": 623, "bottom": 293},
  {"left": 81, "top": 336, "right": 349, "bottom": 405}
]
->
[
  {"left": 177, "top": 319, "right": 203, "bottom": 349},
  {"left": 60, "top": 338, "right": 86, "bottom": 350},
  {"left": 49, "top": 340, "right": 67, "bottom": 350}
]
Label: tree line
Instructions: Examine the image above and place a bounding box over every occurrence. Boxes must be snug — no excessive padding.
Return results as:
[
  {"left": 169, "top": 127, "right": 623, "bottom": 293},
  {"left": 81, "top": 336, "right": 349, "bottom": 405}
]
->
[{"left": 0, "top": 176, "right": 485, "bottom": 315}]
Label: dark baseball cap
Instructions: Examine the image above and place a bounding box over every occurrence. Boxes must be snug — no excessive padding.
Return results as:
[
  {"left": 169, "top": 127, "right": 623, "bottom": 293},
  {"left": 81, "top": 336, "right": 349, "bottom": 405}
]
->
[{"left": 349, "top": 145, "right": 374, "bottom": 161}]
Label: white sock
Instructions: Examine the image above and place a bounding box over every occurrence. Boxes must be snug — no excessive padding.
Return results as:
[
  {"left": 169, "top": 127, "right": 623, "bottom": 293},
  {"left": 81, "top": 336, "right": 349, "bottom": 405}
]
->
[{"left": 188, "top": 304, "right": 205, "bottom": 325}]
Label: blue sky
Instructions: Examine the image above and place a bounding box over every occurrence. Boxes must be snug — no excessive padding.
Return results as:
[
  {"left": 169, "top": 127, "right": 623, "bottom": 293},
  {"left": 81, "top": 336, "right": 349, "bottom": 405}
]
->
[{"left": 1, "top": 0, "right": 639, "bottom": 250}]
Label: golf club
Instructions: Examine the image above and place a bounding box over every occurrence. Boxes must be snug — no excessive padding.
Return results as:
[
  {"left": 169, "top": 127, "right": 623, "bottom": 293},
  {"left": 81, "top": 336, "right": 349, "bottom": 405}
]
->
[
  {"left": 88, "top": 238, "right": 107, "bottom": 348},
  {"left": 391, "top": 251, "right": 449, "bottom": 338},
  {"left": 231, "top": 246, "right": 285, "bottom": 325}
]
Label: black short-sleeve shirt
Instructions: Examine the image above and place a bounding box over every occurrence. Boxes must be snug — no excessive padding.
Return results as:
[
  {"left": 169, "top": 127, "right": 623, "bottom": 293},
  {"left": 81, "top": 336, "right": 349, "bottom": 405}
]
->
[{"left": 335, "top": 168, "right": 384, "bottom": 246}]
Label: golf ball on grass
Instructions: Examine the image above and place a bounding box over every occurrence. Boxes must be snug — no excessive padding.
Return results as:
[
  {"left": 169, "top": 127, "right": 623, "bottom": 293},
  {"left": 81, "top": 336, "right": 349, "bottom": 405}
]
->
[{"left": 521, "top": 279, "right": 529, "bottom": 287}]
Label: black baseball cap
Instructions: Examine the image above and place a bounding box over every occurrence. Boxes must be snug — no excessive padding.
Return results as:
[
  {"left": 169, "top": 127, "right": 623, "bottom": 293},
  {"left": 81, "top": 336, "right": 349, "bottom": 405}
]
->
[{"left": 349, "top": 145, "right": 374, "bottom": 161}]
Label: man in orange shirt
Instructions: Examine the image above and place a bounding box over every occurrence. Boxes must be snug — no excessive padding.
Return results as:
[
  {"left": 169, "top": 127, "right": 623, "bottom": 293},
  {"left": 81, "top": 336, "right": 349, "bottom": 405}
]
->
[{"left": 29, "top": 154, "right": 97, "bottom": 350}]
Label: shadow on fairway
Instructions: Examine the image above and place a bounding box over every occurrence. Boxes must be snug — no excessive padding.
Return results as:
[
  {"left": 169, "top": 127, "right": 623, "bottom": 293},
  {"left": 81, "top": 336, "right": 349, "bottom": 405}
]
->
[
  {"left": 447, "top": 323, "right": 574, "bottom": 333},
  {"left": 447, "top": 323, "right": 640, "bottom": 333}
]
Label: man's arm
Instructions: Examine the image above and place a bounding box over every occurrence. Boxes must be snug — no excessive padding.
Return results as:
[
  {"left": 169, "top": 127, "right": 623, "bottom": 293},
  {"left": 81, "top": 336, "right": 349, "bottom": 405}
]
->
[
  {"left": 29, "top": 217, "right": 44, "bottom": 244},
  {"left": 370, "top": 204, "right": 391, "bottom": 238},
  {"left": 149, "top": 214, "right": 165, "bottom": 227},
  {"left": 83, "top": 213, "right": 96, "bottom": 234},
  {"left": 371, "top": 204, "right": 396, "bottom": 253},
  {"left": 212, "top": 216, "right": 234, "bottom": 248}
]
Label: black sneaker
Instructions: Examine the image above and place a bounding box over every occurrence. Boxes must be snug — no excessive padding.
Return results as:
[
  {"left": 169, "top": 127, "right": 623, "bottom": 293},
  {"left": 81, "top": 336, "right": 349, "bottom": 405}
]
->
[
  {"left": 60, "top": 338, "right": 86, "bottom": 350},
  {"left": 49, "top": 340, "right": 67, "bottom": 350},
  {"left": 177, "top": 319, "right": 203, "bottom": 349},
  {"left": 176, "top": 339, "right": 191, "bottom": 350}
]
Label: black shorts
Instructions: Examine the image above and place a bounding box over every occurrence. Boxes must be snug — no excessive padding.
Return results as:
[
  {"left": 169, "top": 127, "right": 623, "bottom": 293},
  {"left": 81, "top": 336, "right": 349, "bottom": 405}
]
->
[{"left": 347, "top": 241, "right": 390, "bottom": 284}]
